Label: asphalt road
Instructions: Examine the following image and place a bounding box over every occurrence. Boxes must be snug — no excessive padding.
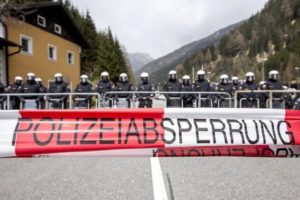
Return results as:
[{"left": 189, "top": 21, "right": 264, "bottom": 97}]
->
[{"left": 0, "top": 158, "right": 300, "bottom": 200}]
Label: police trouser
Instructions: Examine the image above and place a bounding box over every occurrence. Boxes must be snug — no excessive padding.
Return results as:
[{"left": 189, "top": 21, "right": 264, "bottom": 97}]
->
[
  {"left": 196, "top": 97, "right": 211, "bottom": 108},
  {"left": 241, "top": 98, "right": 258, "bottom": 108},
  {"left": 271, "top": 99, "right": 285, "bottom": 109},
  {"left": 74, "top": 99, "right": 89, "bottom": 109},
  {"left": 218, "top": 99, "right": 230, "bottom": 108},
  {"left": 10, "top": 98, "right": 20, "bottom": 110},
  {"left": 167, "top": 97, "right": 181, "bottom": 108},
  {"left": 138, "top": 99, "right": 152, "bottom": 108},
  {"left": 48, "top": 99, "right": 64, "bottom": 109}
]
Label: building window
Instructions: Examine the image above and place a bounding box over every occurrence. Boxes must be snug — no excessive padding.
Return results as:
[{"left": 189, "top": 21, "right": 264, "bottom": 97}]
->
[
  {"left": 20, "top": 35, "right": 33, "bottom": 55},
  {"left": 48, "top": 44, "right": 57, "bottom": 61},
  {"left": 37, "top": 15, "right": 46, "bottom": 27},
  {"left": 54, "top": 24, "right": 62, "bottom": 34},
  {"left": 68, "top": 51, "right": 74, "bottom": 65}
]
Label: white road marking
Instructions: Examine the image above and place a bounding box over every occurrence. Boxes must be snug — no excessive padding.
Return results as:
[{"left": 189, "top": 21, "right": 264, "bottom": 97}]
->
[{"left": 151, "top": 157, "right": 168, "bottom": 200}]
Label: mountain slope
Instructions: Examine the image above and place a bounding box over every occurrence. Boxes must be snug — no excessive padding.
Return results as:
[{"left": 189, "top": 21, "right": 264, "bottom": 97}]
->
[
  {"left": 136, "top": 22, "right": 242, "bottom": 83},
  {"left": 181, "top": 0, "right": 300, "bottom": 84},
  {"left": 128, "top": 53, "right": 154, "bottom": 73}
]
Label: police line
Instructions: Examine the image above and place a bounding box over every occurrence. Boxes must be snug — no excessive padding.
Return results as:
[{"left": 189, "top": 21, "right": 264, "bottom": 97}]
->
[{"left": 0, "top": 108, "right": 300, "bottom": 158}]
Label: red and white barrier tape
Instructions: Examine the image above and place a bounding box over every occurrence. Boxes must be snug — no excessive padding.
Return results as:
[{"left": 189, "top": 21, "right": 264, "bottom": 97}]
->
[{"left": 1, "top": 108, "right": 300, "bottom": 158}]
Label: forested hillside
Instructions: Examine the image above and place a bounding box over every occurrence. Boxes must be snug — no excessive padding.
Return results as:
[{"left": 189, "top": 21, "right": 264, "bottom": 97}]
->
[
  {"left": 181, "top": 0, "right": 300, "bottom": 83},
  {"left": 137, "top": 22, "right": 241, "bottom": 84}
]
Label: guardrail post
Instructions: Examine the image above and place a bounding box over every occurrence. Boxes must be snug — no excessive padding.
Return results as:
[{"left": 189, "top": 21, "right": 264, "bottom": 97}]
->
[
  {"left": 234, "top": 92, "right": 238, "bottom": 108},
  {"left": 69, "top": 94, "right": 72, "bottom": 109},
  {"left": 269, "top": 91, "right": 273, "bottom": 109},
  {"left": 7, "top": 94, "right": 10, "bottom": 110}
]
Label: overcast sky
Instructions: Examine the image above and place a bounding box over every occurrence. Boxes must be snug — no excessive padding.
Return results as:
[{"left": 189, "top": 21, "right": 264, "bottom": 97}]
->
[{"left": 71, "top": 0, "right": 269, "bottom": 59}]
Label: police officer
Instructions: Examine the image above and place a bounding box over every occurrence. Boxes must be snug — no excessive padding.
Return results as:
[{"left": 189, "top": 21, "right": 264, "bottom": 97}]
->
[
  {"left": 96, "top": 71, "right": 114, "bottom": 107},
  {"left": 193, "top": 70, "right": 211, "bottom": 107},
  {"left": 73, "top": 75, "right": 93, "bottom": 109},
  {"left": 266, "top": 70, "right": 284, "bottom": 108},
  {"left": 35, "top": 78, "right": 47, "bottom": 109},
  {"left": 216, "top": 74, "right": 232, "bottom": 107},
  {"left": 181, "top": 75, "right": 194, "bottom": 107},
  {"left": 240, "top": 72, "right": 258, "bottom": 108},
  {"left": 115, "top": 73, "right": 133, "bottom": 108},
  {"left": 163, "top": 70, "right": 182, "bottom": 107},
  {"left": 20, "top": 73, "right": 40, "bottom": 109},
  {"left": 137, "top": 72, "right": 155, "bottom": 108},
  {"left": 0, "top": 81, "right": 6, "bottom": 109},
  {"left": 7, "top": 76, "right": 23, "bottom": 109},
  {"left": 258, "top": 81, "right": 268, "bottom": 108},
  {"left": 48, "top": 73, "right": 70, "bottom": 109},
  {"left": 231, "top": 77, "right": 241, "bottom": 94}
]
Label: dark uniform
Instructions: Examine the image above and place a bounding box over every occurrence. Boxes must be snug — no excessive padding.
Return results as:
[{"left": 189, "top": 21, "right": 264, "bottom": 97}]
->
[
  {"left": 193, "top": 79, "right": 211, "bottom": 107},
  {"left": 96, "top": 80, "right": 114, "bottom": 107},
  {"left": 137, "top": 82, "right": 155, "bottom": 108},
  {"left": 240, "top": 81, "right": 258, "bottom": 108},
  {"left": 7, "top": 81, "right": 22, "bottom": 109},
  {"left": 115, "top": 81, "right": 133, "bottom": 108},
  {"left": 258, "top": 82, "right": 268, "bottom": 108},
  {"left": 216, "top": 82, "right": 232, "bottom": 108},
  {"left": 181, "top": 80, "right": 193, "bottom": 108},
  {"left": 48, "top": 81, "right": 70, "bottom": 109},
  {"left": 232, "top": 81, "right": 241, "bottom": 95},
  {"left": 36, "top": 81, "right": 47, "bottom": 109},
  {"left": 73, "top": 82, "right": 93, "bottom": 108},
  {"left": 163, "top": 80, "right": 182, "bottom": 107},
  {"left": 20, "top": 80, "right": 40, "bottom": 109},
  {"left": 266, "top": 79, "right": 284, "bottom": 109}
]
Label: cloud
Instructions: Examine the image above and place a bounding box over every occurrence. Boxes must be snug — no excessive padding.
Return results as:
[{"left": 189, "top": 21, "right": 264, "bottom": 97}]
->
[{"left": 71, "top": 0, "right": 269, "bottom": 58}]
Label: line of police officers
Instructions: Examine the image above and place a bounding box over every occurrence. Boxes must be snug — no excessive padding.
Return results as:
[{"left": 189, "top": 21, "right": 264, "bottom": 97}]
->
[{"left": 0, "top": 69, "right": 299, "bottom": 109}]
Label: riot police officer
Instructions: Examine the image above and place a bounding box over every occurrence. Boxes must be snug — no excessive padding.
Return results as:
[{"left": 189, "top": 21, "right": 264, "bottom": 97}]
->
[
  {"left": 266, "top": 70, "right": 284, "bottom": 108},
  {"left": 181, "top": 75, "right": 194, "bottom": 107},
  {"left": 35, "top": 78, "right": 47, "bottom": 109},
  {"left": 96, "top": 71, "right": 114, "bottom": 108},
  {"left": 193, "top": 70, "right": 211, "bottom": 107},
  {"left": 231, "top": 77, "right": 241, "bottom": 94},
  {"left": 258, "top": 81, "right": 268, "bottom": 108},
  {"left": 136, "top": 72, "right": 155, "bottom": 108},
  {"left": 240, "top": 72, "right": 258, "bottom": 108},
  {"left": 216, "top": 74, "right": 232, "bottom": 107},
  {"left": 20, "top": 73, "right": 40, "bottom": 109},
  {"left": 47, "top": 73, "right": 70, "bottom": 109},
  {"left": 7, "top": 76, "right": 23, "bottom": 109},
  {"left": 115, "top": 73, "right": 133, "bottom": 108},
  {"left": 163, "top": 70, "right": 182, "bottom": 107},
  {"left": 73, "top": 75, "right": 94, "bottom": 109}
]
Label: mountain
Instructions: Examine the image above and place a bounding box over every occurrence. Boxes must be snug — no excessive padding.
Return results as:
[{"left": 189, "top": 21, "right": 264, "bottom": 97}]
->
[
  {"left": 136, "top": 22, "right": 242, "bottom": 84},
  {"left": 128, "top": 53, "right": 154, "bottom": 73},
  {"left": 181, "top": 0, "right": 300, "bottom": 84}
]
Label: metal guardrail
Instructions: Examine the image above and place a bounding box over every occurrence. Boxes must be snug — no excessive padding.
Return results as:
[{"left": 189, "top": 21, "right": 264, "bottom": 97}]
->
[
  {"left": 102, "top": 91, "right": 232, "bottom": 108},
  {"left": 0, "top": 90, "right": 299, "bottom": 109},
  {"left": 234, "top": 90, "right": 300, "bottom": 109},
  {"left": 0, "top": 93, "right": 101, "bottom": 109}
]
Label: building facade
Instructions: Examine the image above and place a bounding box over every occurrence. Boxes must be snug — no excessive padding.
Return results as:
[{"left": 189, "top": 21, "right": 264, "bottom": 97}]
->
[{"left": 1, "top": 2, "right": 89, "bottom": 87}]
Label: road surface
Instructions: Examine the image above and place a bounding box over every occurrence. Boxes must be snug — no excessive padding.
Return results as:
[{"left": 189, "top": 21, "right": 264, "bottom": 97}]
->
[{"left": 0, "top": 158, "right": 300, "bottom": 200}]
